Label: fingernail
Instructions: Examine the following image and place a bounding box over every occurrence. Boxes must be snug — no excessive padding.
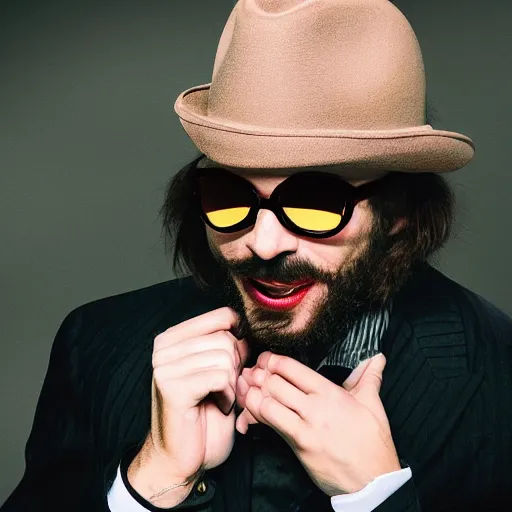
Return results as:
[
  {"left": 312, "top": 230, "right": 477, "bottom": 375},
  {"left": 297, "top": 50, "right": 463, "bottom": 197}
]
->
[{"left": 236, "top": 416, "right": 247, "bottom": 435}]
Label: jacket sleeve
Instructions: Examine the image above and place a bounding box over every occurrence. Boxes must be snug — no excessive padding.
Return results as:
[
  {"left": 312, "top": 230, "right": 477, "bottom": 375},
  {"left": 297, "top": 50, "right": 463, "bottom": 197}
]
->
[
  {"left": 1, "top": 307, "right": 109, "bottom": 512},
  {"left": 373, "top": 477, "right": 421, "bottom": 512}
]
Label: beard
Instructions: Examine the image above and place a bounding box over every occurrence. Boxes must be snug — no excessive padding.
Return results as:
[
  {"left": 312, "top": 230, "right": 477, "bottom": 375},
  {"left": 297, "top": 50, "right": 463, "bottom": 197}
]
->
[{"left": 205, "top": 220, "right": 418, "bottom": 370}]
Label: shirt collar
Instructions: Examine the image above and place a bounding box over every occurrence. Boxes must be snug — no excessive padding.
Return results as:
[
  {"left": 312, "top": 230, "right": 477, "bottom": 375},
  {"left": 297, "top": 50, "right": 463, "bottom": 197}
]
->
[{"left": 315, "top": 302, "right": 392, "bottom": 371}]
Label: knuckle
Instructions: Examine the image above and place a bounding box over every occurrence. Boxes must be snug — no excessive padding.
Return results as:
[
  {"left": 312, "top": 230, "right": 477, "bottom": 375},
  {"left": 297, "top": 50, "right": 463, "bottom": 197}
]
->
[
  {"left": 153, "top": 365, "right": 168, "bottom": 384},
  {"left": 214, "top": 331, "right": 235, "bottom": 350},
  {"left": 154, "top": 330, "right": 179, "bottom": 351},
  {"left": 152, "top": 352, "right": 161, "bottom": 369},
  {"left": 217, "top": 307, "right": 239, "bottom": 329},
  {"left": 210, "top": 371, "right": 229, "bottom": 390},
  {"left": 152, "top": 346, "right": 175, "bottom": 369},
  {"left": 153, "top": 332, "right": 166, "bottom": 350},
  {"left": 267, "top": 373, "right": 279, "bottom": 393},
  {"left": 278, "top": 356, "right": 291, "bottom": 374},
  {"left": 216, "top": 349, "right": 235, "bottom": 369},
  {"left": 293, "top": 428, "right": 312, "bottom": 451},
  {"left": 245, "top": 386, "right": 258, "bottom": 408},
  {"left": 260, "top": 395, "right": 275, "bottom": 416},
  {"left": 222, "top": 337, "right": 237, "bottom": 361},
  {"left": 267, "top": 352, "right": 278, "bottom": 367}
]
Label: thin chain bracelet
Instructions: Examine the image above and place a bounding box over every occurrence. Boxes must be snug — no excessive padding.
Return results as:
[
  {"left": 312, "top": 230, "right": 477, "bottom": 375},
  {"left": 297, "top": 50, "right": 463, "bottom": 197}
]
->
[
  {"left": 149, "top": 480, "right": 190, "bottom": 501},
  {"left": 149, "top": 470, "right": 205, "bottom": 502}
]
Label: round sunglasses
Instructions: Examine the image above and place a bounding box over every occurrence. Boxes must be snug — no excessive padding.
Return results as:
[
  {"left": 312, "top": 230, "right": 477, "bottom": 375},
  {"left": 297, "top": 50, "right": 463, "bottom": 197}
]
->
[{"left": 195, "top": 167, "right": 389, "bottom": 239}]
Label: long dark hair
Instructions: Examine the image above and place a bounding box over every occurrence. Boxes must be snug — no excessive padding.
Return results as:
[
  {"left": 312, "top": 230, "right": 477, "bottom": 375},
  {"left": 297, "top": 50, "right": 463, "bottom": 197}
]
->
[{"left": 160, "top": 153, "right": 455, "bottom": 294}]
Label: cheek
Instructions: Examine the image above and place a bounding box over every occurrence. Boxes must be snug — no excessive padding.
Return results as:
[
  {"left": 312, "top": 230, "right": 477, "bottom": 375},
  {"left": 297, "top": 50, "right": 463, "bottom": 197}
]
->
[
  {"left": 206, "top": 226, "right": 248, "bottom": 261},
  {"left": 337, "top": 202, "right": 374, "bottom": 242},
  {"left": 303, "top": 203, "right": 374, "bottom": 267},
  {"left": 320, "top": 201, "right": 374, "bottom": 247}
]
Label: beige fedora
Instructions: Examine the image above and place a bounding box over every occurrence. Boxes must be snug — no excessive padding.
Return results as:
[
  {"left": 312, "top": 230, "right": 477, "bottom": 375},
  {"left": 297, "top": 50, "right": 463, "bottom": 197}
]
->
[{"left": 174, "top": 0, "right": 475, "bottom": 173}]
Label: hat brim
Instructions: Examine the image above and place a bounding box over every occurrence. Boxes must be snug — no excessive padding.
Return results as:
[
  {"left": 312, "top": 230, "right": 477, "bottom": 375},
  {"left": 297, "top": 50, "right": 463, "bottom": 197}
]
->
[{"left": 175, "top": 84, "right": 475, "bottom": 173}]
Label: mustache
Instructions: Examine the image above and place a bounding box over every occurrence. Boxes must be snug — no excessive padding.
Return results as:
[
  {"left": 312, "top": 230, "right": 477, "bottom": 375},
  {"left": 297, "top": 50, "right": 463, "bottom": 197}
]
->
[{"left": 214, "top": 253, "right": 335, "bottom": 284}]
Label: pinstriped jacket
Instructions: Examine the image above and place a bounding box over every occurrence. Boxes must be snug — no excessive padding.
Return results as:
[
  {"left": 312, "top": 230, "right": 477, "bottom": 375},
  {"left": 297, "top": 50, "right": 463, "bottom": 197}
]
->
[{"left": 3, "top": 263, "right": 512, "bottom": 511}]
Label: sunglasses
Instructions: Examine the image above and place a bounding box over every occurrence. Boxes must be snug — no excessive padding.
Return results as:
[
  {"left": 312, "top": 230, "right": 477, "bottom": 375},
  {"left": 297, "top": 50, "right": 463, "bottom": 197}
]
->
[{"left": 195, "top": 167, "right": 389, "bottom": 239}]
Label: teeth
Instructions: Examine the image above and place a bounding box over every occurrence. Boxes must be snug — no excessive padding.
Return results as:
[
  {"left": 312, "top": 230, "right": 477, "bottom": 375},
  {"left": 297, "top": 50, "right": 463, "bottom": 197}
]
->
[
  {"left": 266, "top": 287, "right": 298, "bottom": 297},
  {"left": 251, "top": 279, "right": 301, "bottom": 298}
]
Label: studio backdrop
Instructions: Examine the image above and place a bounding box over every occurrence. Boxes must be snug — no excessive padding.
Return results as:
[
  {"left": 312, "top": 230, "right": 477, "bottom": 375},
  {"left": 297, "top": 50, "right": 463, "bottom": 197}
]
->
[{"left": 0, "top": 0, "right": 510, "bottom": 503}]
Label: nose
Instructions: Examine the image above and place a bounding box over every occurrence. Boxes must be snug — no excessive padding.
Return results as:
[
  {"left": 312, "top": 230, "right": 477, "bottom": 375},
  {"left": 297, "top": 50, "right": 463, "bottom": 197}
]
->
[{"left": 245, "top": 209, "right": 299, "bottom": 260}]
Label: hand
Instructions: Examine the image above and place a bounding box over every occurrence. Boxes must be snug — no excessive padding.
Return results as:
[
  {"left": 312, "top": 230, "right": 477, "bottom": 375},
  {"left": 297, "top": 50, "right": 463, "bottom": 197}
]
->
[
  {"left": 235, "top": 352, "right": 401, "bottom": 496},
  {"left": 128, "top": 307, "right": 250, "bottom": 505}
]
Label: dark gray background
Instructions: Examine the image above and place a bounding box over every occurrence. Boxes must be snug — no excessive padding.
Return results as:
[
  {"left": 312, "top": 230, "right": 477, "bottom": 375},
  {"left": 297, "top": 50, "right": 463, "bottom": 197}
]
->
[{"left": 1, "top": 0, "right": 510, "bottom": 503}]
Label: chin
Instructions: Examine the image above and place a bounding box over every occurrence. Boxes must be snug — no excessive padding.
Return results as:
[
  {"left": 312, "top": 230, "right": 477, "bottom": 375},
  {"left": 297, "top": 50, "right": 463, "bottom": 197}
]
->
[{"left": 279, "top": 304, "right": 318, "bottom": 333}]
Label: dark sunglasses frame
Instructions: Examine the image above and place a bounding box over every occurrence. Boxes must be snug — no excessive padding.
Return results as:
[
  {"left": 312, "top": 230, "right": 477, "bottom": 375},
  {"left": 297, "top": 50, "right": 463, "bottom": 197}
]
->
[{"left": 194, "top": 167, "right": 390, "bottom": 239}]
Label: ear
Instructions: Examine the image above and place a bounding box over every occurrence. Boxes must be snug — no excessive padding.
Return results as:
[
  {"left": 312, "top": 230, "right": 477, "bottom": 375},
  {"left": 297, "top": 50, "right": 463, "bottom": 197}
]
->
[{"left": 389, "top": 217, "right": 406, "bottom": 236}]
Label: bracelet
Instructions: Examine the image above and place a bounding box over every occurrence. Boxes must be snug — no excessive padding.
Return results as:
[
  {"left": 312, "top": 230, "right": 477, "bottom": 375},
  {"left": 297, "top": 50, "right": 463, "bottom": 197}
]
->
[
  {"left": 149, "top": 470, "right": 205, "bottom": 502},
  {"left": 149, "top": 480, "right": 190, "bottom": 501}
]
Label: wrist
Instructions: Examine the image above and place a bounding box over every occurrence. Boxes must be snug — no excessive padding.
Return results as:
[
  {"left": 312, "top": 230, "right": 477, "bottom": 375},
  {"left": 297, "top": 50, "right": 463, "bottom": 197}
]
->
[
  {"left": 126, "top": 445, "right": 198, "bottom": 508},
  {"left": 334, "top": 458, "right": 403, "bottom": 495}
]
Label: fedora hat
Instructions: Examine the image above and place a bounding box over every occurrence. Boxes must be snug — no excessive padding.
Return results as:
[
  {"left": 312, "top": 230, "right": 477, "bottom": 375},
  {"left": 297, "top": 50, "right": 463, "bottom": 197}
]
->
[{"left": 174, "top": 0, "right": 475, "bottom": 172}]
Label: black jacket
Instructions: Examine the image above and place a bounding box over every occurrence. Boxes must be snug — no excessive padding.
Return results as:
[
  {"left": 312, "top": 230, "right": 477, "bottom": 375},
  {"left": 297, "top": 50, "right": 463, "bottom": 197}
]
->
[{"left": 2, "top": 264, "right": 512, "bottom": 511}]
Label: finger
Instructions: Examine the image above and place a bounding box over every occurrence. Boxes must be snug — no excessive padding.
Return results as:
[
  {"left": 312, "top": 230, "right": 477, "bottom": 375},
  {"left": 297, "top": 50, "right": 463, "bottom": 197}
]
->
[
  {"left": 235, "top": 408, "right": 258, "bottom": 434},
  {"left": 342, "top": 357, "right": 374, "bottom": 392},
  {"left": 354, "top": 353, "right": 386, "bottom": 396},
  {"left": 265, "top": 373, "right": 309, "bottom": 420},
  {"left": 238, "top": 368, "right": 307, "bottom": 418},
  {"left": 156, "top": 368, "right": 235, "bottom": 413},
  {"left": 235, "top": 412, "right": 247, "bottom": 434},
  {"left": 241, "top": 367, "right": 267, "bottom": 389},
  {"left": 245, "top": 386, "right": 303, "bottom": 443},
  {"left": 211, "top": 389, "right": 237, "bottom": 416},
  {"left": 235, "top": 337, "right": 251, "bottom": 370},
  {"left": 235, "top": 372, "right": 250, "bottom": 408},
  {"left": 351, "top": 357, "right": 391, "bottom": 436},
  {"left": 153, "top": 331, "right": 238, "bottom": 369},
  {"left": 155, "top": 307, "right": 240, "bottom": 349},
  {"left": 155, "top": 350, "right": 238, "bottom": 404},
  {"left": 236, "top": 367, "right": 268, "bottom": 409},
  {"left": 196, "top": 370, "right": 236, "bottom": 416},
  {"left": 260, "top": 352, "right": 328, "bottom": 395}
]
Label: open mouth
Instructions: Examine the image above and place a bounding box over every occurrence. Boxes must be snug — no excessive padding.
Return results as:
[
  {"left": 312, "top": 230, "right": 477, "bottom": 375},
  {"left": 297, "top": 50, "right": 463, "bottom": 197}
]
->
[
  {"left": 242, "top": 278, "right": 315, "bottom": 311},
  {"left": 250, "top": 279, "right": 311, "bottom": 297}
]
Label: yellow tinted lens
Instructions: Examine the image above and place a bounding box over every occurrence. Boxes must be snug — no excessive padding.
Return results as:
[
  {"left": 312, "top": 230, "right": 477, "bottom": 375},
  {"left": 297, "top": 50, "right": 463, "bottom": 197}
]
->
[
  {"left": 283, "top": 207, "right": 342, "bottom": 231},
  {"left": 206, "top": 207, "right": 251, "bottom": 228}
]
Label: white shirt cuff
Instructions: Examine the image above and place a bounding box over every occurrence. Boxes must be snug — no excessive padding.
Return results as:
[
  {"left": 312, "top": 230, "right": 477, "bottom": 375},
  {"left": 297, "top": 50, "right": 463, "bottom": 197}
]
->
[
  {"left": 107, "top": 462, "right": 412, "bottom": 512},
  {"left": 331, "top": 468, "right": 412, "bottom": 512},
  {"left": 107, "top": 463, "right": 153, "bottom": 512}
]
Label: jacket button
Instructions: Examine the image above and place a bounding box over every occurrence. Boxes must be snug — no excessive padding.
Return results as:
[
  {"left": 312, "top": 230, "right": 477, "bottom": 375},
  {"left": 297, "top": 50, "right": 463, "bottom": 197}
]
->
[{"left": 197, "top": 481, "right": 207, "bottom": 493}]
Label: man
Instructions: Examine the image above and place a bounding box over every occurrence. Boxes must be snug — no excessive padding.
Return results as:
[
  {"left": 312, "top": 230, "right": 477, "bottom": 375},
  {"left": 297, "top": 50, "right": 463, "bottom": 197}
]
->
[{"left": 3, "top": 0, "right": 512, "bottom": 511}]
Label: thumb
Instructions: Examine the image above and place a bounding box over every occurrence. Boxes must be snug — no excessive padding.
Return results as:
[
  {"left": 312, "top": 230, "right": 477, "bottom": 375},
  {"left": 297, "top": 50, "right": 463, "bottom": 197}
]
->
[
  {"left": 352, "top": 353, "right": 386, "bottom": 403},
  {"left": 342, "top": 357, "right": 373, "bottom": 392},
  {"left": 353, "top": 354, "right": 392, "bottom": 436}
]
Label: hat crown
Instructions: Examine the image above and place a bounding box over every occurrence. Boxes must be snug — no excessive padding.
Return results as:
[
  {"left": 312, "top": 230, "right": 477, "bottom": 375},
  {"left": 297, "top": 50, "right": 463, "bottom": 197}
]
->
[
  {"left": 208, "top": 0, "right": 426, "bottom": 131},
  {"left": 252, "top": 0, "right": 311, "bottom": 14},
  {"left": 174, "top": 0, "right": 474, "bottom": 173}
]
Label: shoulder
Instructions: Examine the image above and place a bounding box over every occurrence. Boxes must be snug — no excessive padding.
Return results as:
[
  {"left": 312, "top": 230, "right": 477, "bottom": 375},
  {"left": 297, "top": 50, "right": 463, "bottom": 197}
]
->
[
  {"left": 398, "top": 264, "right": 512, "bottom": 344},
  {"left": 72, "top": 276, "right": 207, "bottom": 318},
  {"left": 386, "top": 264, "right": 512, "bottom": 379},
  {"left": 382, "top": 267, "right": 512, "bottom": 496},
  {"left": 55, "top": 276, "right": 220, "bottom": 350}
]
